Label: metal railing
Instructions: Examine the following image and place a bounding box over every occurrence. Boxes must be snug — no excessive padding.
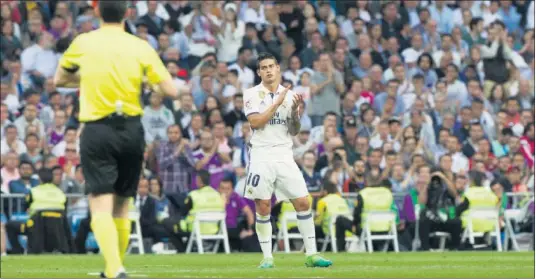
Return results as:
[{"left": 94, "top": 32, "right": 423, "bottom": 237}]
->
[
  {"left": 1, "top": 193, "right": 87, "bottom": 218},
  {"left": 1, "top": 192, "right": 532, "bottom": 219}
]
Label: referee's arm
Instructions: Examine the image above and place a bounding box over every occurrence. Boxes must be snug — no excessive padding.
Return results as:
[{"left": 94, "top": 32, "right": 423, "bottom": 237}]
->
[
  {"left": 141, "top": 42, "right": 179, "bottom": 99},
  {"left": 54, "top": 36, "right": 83, "bottom": 88}
]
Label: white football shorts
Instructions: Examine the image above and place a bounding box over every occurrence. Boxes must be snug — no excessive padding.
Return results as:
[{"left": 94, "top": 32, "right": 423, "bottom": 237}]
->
[{"left": 243, "top": 159, "right": 309, "bottom": 201}]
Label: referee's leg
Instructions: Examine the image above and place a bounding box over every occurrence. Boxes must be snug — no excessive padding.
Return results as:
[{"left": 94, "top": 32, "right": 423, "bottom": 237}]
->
[
  {"left": 80, "top": 120, "right": 130, "bottom": 278},
  {"left": 113, "top": 118, "right": 145, "bottom": 265}
]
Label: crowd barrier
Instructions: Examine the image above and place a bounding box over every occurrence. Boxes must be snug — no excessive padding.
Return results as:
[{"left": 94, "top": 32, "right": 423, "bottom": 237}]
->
[
  {"left": 1, "top": 192, "right": 533, "bottom": 218},
  {"left": 0, "top": 191, "right": 533, "bottom": 253}
]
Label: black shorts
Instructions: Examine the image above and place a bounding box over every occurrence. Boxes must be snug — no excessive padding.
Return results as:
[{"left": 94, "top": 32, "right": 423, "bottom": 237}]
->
[{"left": 80, "top": 115, "right": 145, "bottom": 197}]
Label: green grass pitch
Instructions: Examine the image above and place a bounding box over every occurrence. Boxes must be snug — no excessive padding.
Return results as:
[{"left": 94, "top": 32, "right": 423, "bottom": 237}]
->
[{"left": 1, "top": 252, "right": 534, "bottom": 278}]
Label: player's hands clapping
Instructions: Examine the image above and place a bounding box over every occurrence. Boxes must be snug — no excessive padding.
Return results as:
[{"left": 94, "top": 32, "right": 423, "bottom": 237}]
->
[
  {"left": 275, "top": 85, "right": 292, "bottom": 106},
  {"left": 291, "top": 93, "right": 302, "bottom": 112}
]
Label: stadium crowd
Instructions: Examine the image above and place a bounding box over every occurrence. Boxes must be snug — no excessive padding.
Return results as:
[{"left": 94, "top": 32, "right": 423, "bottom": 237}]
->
[{"left": 0, "top": 0, "right": 535, "bottom": 255}]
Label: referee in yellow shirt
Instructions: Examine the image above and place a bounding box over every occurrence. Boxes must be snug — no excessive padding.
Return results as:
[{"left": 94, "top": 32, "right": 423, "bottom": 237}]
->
[{"left": 54, "top": 2, "right": 177, "bottom": 278}]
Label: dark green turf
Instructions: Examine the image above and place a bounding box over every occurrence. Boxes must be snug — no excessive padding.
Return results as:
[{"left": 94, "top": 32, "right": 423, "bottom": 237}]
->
[{"left": 1, "top": 252, "right": 533, "bottom": 278}]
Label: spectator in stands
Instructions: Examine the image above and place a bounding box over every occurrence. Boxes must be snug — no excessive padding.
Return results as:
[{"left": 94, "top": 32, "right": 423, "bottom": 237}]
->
[
  {"left": 157, "top": 124, "right": 195, "bottom": 195},
  {"left": 14, "top": 104, "right": 45, "bottom": 140},
  {"left": 343, "top": 159, "right": 367, "bottom": 193},
  {"left": 1, "top": 125, "right": 25, "bottom": 155},
  {"left": 8, "top": 160, "right": 37, "bottom": 194},
  {"left": 1, "top": 151, "right": 20, "bottom": 193},
  {"left": 224, "top": 94, "right": 247, "bottom": 138},
  {"left": 192, "top": 130, "right": 231, "bottom": 189},
  {"left": 20, "top": 133, "right": 42, "bottom": 165},
  {"left": 51, "top": 127, "right": 77, "bottom": 157},
  {"left": 218, "top": 178, "right": 255, "bottom": 252},
  {"left": 20, "top": 31, "right": 57, "bottom": 89},
  {"left": 142, "top": 92, "right": 175, "bottom": 144},
  {"left": 135, "top": 176, "right": 159, "bottom": 244},
  {"left": 481, "top": 20, "right": 514, "bottom": 96}
]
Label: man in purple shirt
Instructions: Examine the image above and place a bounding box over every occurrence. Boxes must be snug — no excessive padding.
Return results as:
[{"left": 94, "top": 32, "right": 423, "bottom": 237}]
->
[
  {"left": 157, "top": 125, "right": 195, "bottom": 194},
  {"left": 192, "top": 131, "right": 231, "bottom": 189},
  {"left": 219, "top": 178, "right": 256, "bottom": 251}
]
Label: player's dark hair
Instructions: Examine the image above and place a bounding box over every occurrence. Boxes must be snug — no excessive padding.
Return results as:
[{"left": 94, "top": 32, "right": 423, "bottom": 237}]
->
[
  {"left": 233, "top": 93, "right": 243, "bottom": 99},
  {"left": 99, "top": 1, "right": 127, "bottom": 23},
  {"left": 197, "top": 170, "right": 211, "bottom": 186},
  {"left": 38, "top": 168, "right": 54, "bottom": 184},
  {"left": 256, "top": 52, "right": 278, "bottom": 68}
]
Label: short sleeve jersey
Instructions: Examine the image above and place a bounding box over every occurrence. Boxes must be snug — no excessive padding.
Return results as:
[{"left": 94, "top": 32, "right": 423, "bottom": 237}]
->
[
  {"left": 243, "top": 83, "right": 295, "bottom": 161},
  {"left": 59, "top": 26, "right": 171, "bottom": 122}
]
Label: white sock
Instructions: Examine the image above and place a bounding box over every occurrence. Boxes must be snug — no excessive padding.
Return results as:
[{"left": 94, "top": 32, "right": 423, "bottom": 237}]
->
[
  {"left": 297, "top": 210, "right": 317, "bottom": 256},
  {"left": 255, "top": 213, "right": 273, "bottom": 259}
]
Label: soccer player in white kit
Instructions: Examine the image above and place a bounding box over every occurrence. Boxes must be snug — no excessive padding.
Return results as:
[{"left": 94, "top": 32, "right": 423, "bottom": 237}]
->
[{"left": 243, "top": 53, "right": 332, "bottom": 268}]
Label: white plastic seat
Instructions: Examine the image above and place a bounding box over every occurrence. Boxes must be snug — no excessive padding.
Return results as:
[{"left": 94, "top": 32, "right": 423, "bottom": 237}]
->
[
  {"left": 273, "top": 212, "right": 304, "bottom": 253},
  {"left": 127, "top": 210, "right": 144, "bottom": 255},
  {"left": 185, "top": 211, "right": 230, "bottom": 254},
  {"left": 359, "top": 211, "right": 399, "bottom": 253},
  {"left": 461, "top": 207, "right": 502, "bottom": 251}
]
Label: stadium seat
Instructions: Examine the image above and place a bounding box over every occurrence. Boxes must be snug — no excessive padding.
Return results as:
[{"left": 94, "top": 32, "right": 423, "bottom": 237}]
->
[
  {"left": 319, "top": 214, "right": 359, "bottom": 253},
  {"left": 503, "top": 209, "right": 521, "bottom": 251},
  {"left": 185, "top": 211, "right": 230, "bottom": 254},
  {"left": 359, "top": 211, "right": 399, "bottom": 253},
  {"left": 272, "top": 212, "right": 304, "bottom": 253},
  {"left": 461, "top": 207, "right": 502, "bottom": 251},
  {"left": 412, "top": 205, "right": 450, "bottom": 251},
  {"left": 127, "top": 210, "right": 145, "bottom": 255},
  {"left": 504, "top": 197, "right": 534, "bottom": 251}
]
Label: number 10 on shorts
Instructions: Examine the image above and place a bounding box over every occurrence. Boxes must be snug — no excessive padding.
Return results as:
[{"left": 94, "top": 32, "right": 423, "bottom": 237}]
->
[{"left": 247, "top": 173, "right": 260, "bottom": 187}]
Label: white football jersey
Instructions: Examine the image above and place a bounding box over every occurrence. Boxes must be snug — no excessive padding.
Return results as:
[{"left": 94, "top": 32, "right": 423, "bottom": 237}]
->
[{"left": 243, "top": 83, "right": 295, "bottom": 162}]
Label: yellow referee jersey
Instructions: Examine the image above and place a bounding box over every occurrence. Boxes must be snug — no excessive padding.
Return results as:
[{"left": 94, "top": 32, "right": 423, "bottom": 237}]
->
[{"left": 59, "top": 25, "right": 171, "bottom": 122}]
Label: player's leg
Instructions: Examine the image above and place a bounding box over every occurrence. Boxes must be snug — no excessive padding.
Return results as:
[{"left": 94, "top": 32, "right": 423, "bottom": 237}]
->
[
  {"left": 244, "top": 161, "right": 275, "bottom": 268},
  {"left": 254, "top": 198, "right": 274, "bottom": 267},
  {"left": 275, "top": 161, "right": 332, "bottom": 268},
  {"left": 80, "top": 122, "right": 123, "bottom": 278}
]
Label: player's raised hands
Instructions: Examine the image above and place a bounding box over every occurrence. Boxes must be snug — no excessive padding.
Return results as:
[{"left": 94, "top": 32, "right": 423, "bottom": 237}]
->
[
  {"left": 275, "top": 85, "right": 292, "bottom": 106},
  {"left": 291, "top": 93, "right": 302, "bottom": 111}
]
